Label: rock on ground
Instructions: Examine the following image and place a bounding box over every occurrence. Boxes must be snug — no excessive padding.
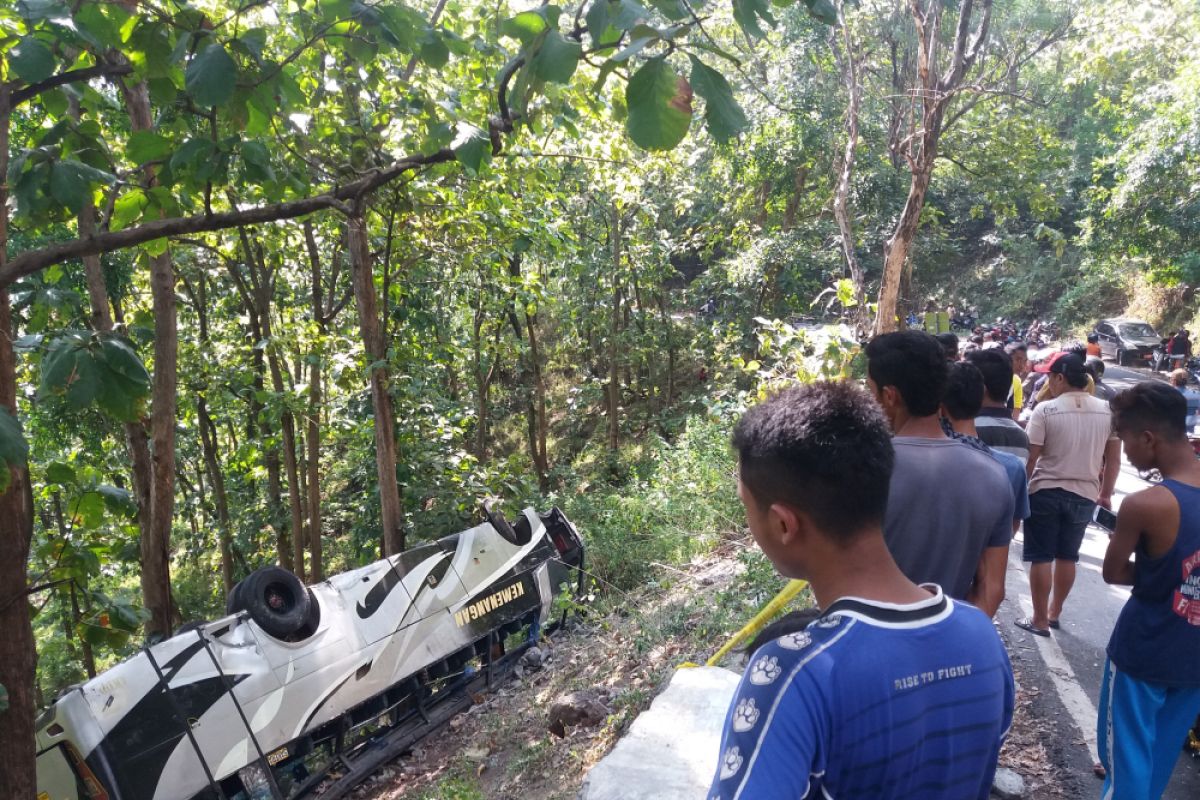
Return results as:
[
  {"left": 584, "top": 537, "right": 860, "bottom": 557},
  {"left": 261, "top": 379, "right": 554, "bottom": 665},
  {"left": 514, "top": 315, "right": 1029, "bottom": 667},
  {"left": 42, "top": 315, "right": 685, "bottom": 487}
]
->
[{"left": 992, "top": 767, "right": 1026, "bottom": 799}]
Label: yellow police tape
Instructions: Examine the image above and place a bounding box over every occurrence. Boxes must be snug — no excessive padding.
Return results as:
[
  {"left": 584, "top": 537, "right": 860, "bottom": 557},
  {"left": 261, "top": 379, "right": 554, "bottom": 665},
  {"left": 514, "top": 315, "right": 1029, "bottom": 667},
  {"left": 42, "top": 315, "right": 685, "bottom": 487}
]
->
[{"left": 678, "top": 578, "right": 809, "bottom": 669}]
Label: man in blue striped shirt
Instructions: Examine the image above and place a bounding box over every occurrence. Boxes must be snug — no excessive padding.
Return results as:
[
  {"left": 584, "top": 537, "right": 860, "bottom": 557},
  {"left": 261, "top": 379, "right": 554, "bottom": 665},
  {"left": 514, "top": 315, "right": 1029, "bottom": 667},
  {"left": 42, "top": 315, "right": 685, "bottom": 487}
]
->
[{"left": 711, "top": 381, "right": 1014, "bottom": 800}]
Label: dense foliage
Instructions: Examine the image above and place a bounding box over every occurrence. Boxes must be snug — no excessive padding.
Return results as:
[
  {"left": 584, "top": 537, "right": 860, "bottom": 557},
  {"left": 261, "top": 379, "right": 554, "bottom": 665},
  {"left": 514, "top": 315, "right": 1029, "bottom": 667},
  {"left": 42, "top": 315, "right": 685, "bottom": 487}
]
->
[{"left": 2, "top": 0, "right": 1199, "bottom": 791}]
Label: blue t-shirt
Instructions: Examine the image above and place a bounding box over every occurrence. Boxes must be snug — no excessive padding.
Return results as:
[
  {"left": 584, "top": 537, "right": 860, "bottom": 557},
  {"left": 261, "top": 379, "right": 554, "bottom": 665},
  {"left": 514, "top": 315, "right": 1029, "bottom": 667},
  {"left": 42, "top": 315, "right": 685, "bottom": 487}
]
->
[
  {"left": 992, "top": 448, "right": 1031, "bottom": 523},
  {"left": 709, "top": 588, "right": 1014, "bottom": 800}
]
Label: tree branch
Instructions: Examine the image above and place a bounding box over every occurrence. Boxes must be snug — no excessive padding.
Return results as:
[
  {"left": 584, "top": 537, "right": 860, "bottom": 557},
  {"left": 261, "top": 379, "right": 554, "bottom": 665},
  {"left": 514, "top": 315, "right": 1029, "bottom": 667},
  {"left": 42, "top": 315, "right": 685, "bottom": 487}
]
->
[
  {"left": 12, "top": 63, "right": 132, "bottom": 106},
  {"left": 1, "top": 149, "right": 456, "bottom": 286}
]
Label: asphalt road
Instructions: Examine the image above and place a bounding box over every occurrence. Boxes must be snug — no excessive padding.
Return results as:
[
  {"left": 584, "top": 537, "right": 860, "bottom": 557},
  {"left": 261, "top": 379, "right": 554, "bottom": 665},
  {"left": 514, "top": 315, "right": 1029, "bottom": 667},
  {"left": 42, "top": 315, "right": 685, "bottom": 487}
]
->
[{"left": 997, "top": 363, "right": 1200, "bottom": 798}]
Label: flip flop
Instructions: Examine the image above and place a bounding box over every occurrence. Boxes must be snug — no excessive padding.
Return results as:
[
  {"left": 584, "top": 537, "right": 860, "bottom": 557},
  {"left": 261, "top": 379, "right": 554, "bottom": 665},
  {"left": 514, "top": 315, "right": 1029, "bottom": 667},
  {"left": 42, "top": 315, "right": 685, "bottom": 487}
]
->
[
  {"left": 1048, "top": 619, "right": 1061, "bottom": 630},
  {"left": 1015, "top": 617, "right": 1051, "bottom": 637}
]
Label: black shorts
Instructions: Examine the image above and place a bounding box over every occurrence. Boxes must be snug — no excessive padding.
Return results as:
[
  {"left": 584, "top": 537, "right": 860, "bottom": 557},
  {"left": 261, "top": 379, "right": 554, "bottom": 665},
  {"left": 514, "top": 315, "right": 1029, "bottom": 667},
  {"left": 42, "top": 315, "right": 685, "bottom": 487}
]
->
[{"left": 1022, "top": 488, "right": 1095, "bottom": 563}]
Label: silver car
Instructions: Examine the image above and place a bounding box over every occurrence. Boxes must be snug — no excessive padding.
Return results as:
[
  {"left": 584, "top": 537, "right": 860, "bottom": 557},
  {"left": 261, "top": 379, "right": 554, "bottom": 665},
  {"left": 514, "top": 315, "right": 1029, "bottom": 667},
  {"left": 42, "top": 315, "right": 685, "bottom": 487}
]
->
[{"left": 1093, "top": 318, "right": 1162, "bottom": 366}]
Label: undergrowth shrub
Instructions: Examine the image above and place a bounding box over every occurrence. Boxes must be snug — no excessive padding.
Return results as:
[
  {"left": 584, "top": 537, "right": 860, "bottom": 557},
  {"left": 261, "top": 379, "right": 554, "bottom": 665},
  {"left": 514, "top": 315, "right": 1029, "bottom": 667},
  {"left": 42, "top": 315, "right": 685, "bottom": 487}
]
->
[{"left": 561, "top": 412, "right": 741, "bottom": 591}]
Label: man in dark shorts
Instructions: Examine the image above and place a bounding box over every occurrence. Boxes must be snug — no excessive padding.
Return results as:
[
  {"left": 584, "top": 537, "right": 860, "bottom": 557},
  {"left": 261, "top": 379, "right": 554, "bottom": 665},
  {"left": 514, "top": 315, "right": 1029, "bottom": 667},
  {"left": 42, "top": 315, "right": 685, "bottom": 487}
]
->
[
  {"left": 1016, "top": 353, "right": 1120, "bottom": 636},
  {"left": 711, "top": 381, "right": 1014, "bottom": 799},
  {"left": 1100, "top": 383, "right": 1200, "bottom": 798}
]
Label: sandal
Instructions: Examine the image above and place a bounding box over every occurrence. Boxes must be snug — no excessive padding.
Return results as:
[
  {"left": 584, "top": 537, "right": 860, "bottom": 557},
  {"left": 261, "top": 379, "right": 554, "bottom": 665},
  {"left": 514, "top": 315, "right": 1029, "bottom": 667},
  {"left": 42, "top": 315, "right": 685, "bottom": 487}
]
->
[
  {"left": 1015, "top": 617, "right": 1051, "bottom": 637},
  {"left": 1048, "top": 619, "right": 1061, "bottom": 630}
]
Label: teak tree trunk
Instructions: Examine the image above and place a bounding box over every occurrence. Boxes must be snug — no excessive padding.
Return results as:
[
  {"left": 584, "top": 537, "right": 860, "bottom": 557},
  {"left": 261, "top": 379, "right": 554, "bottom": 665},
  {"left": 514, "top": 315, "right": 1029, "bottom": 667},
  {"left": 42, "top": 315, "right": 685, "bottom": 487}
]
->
[
  {"left": 0, "top": 83, "right": 37, "bottom": 800},
  {"left": 348, "top": 214, "right": 405, "bottom": 555},
  {"left": 873, "top": 0, "right": 993, "bottom": 334},
  {"left": 831, "top": 0, "right": 868, "bottom": 331},
  {"left": 607, "top": 205, "right": 622, "bottom": 453},
  {"left": 225, "top": 240, "right": 292, "bottom": 572},
  {"left": 116, "top": 77, "right": 178, "bottom": 639},
  {"left": 303, "top": 221, "right": 326, "bottom": 581}
]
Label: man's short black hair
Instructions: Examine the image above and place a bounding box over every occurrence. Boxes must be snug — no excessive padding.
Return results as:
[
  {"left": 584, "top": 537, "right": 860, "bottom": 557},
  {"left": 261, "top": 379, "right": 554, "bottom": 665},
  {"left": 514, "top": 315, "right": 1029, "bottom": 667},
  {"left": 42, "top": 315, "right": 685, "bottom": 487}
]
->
[
  {"left": 1111, "top": 382, "right": 1187, "bottom": 440},
  {"left": 866, "top": 331, "right": 948, "bottom": 416},
  {"left": 733, "top": 381, "right": 894, "bottom": 540},
  {"left": 935, "top": 332, "right": 959, "bottom": 361},
  {"left": 943, "top": 362, "right": 986, "bottom": 421},
  {"left": 964, "top": 349, "right": 1014, "bottom": 403},
  {"left": 1050, "top": 352, "right": 1089, "bottom": 388},
  {"left": 1005, "top": 341, "right": 1028, "bottom": 355}
]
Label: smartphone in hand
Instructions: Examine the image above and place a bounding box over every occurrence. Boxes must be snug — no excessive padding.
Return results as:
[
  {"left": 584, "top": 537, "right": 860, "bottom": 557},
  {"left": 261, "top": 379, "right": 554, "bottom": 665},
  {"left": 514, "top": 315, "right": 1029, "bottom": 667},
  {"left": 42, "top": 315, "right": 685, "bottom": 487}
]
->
[{"left": 1093, "top": 505, "right": 1118, "bottom": 533}]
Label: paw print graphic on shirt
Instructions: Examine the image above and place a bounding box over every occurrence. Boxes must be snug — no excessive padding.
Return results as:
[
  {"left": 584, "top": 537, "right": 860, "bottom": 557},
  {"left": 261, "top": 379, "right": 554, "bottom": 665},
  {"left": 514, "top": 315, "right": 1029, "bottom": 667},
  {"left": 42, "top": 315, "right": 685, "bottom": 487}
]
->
[
  {"left": 732, "top": 697, "right": 760, "bottom": 732},
  {"left": 719, "top": 746, "right": 744, "bottom": 780},
  {"left": 778, "top": 631, "right": 811, "bottom": 650},
  {"left": 749, "top": 654, "right": 781, "bottom": 685}
]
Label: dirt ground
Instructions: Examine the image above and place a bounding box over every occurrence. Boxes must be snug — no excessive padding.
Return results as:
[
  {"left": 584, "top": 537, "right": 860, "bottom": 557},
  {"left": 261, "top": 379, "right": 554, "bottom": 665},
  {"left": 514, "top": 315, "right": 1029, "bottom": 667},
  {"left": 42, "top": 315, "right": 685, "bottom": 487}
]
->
[{"left": 349, "top": 539, "right": 1075, "bottom": 799}]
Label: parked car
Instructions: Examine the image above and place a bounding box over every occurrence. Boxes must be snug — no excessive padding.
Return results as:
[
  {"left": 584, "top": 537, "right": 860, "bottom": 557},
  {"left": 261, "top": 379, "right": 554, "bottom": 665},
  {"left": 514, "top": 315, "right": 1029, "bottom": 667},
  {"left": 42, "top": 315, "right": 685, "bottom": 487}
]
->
[
  {"left": 1093, "top": 318, "right": 1162, "bottom": 366},
  {"left": 35, "top": 506, "right": 584, "bottom": 800}
]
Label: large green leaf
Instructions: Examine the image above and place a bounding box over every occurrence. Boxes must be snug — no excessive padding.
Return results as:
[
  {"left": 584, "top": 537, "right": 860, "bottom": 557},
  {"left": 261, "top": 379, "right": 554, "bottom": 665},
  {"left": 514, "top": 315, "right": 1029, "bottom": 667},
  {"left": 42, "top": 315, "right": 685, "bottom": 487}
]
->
[
  {"left": 126, "top": 131, "right": 174, "bottom": 165},
  {"left": 625, "top": 57, "right": 693, "bottom": 151},
  {"left": 502, "top": 11, "right": 549, "bottom": 45},
  {"left": 10, "top": 37, "right": 56, "bottom": 84},
  {"left": 49, "top": 160, "right": 113, "bottom": 214},
  {"left": 647, "top": 0, "right": 688, "bottom": 21},
  {"left": 688, "top": 56, "right": 748, "bottom": 143},
  {"left": 418, "top": 27, "right": 450, "bottom": 68},
  {"left": 241, "top": 140, "right": 276, "bottom": 183},
  {"left": 111, "top": 189, "right": 149, "bottom": 231},
  {"left": 44, "top": 462, "right": 76, "bottom": 485},
  {"left": 185, "top": 42, "right": 238, "bottom": 108},
  {"left": 732, "top": 0, "right": 776, "bottom": 39},
  {"left": 804, "top": 0, "right": 838, "bottom": 25},
  {"left": 65, "top": 350, "right": 102, "bottom": 409},
  {"left": 99, "top": 338, "right": 151, "bottom": 388},
  {"left": 532, "top": 30, "right": 582, "bottom": 84},
  {"left": 453, "top": 124, "right": 491, "bottom": 174},
  {"left": 0, "top": 408, "right": 28, "bottom": 466}
]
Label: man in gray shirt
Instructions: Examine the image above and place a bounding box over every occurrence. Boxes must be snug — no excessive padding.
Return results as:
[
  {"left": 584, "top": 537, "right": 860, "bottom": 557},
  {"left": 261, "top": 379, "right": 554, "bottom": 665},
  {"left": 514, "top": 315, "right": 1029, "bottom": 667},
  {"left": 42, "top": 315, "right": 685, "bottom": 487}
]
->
[{"left": 866, "top": 331, "right": 1016, "bottom": 607}]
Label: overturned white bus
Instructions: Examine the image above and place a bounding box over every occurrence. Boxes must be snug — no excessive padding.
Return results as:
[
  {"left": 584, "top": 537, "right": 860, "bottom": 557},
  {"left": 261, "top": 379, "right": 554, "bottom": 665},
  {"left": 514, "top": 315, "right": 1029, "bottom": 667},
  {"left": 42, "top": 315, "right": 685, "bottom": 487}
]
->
[{"left": 35, "top": 506, "right": 584, "bottom": 800}]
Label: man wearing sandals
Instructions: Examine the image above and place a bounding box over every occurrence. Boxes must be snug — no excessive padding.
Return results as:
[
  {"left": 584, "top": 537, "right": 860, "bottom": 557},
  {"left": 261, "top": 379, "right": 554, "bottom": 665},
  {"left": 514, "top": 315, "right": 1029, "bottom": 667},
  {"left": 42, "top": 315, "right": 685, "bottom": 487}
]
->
[
  {"left": 1015, "top": 353, "right": 1120, "bottom": 637},
  {"left": 1100, "top": 383, "right": 1200, "bottom": 799}
]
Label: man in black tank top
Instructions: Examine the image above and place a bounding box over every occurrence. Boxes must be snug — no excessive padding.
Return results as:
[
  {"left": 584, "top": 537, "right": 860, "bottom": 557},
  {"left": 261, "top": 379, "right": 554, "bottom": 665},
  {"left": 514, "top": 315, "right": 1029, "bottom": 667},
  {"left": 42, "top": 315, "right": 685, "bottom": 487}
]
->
[{"left": 1100, "top": 383, "right": 1200, "bottom": 799}]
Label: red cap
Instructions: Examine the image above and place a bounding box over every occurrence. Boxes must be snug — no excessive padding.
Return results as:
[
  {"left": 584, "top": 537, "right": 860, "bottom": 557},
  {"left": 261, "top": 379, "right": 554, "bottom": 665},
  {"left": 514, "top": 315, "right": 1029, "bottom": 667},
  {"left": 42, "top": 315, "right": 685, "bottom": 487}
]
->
[{"left": 1033, "top": 351, "right": 1067, "bottom": 373}]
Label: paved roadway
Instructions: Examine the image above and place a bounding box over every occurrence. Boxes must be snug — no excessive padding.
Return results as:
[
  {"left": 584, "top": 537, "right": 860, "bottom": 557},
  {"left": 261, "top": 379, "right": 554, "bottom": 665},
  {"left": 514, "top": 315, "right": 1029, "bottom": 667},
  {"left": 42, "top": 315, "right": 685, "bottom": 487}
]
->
[{"left": 997, "top": 364, "right": 1200, "bottom": 798}]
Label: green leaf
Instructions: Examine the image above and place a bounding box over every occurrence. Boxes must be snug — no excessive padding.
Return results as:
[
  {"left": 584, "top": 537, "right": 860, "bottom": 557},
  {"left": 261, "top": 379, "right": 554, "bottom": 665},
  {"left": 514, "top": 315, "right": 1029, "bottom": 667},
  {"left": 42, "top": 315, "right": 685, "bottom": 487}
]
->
[
  {"left": 0, "top": 682, "right": 7, "bottom": 713},
  {"left": 10, "top": 37, "right": 56, "bottom": 84},
  {"left": 39, "top": 88, "right": 68, "bottom": 117},
  {"left": 501, "top": 11, "right": 548, "bottom": 45},
  {"left": 418, "top": 28, "right": 450, "bottom": 68},
  {"left": 0, "top": 408, "right": 28, "bottom": 466},
  {"left": 185, "top": 42, "right": 238, "bottom": 108},
  {"left": 453, "top": 125, "right": 491, "bottom": 174},
  {"left": 126, "top": 131, "right": 174, "bottom": 165},
  {"left": 625, "top": 56, "right": 693, "bottom": 150},
  {"left": 585, "top": 0, "right": 612, "bottom": 48},
  {"left": 75, "top": 3, "right": 125, "bottom": 49},
  {"left": 647, "top": 0, "right": 689, "bottom": 21},
  {"left": 98, "top": 338, "right": 151, "bottom": 388},
  {"left": 688, "top": 56, "right": 748, "bottom": 143},
  {"left": 532, "top": 30, "right": 581, "bottom": 84},
  {"left": 111, "top": 189, "right": 149, "bottom": 231},
  {"left": 65, "top": 350, "right": 102, "bottom": 409},
  {"left": 97, "top": 485, "right": 137, "bottom": 517},
  {"left": 169, "top": 138, "right": 217, "bottom": 173},
  {"left": 49, "top": 160, "right": 112, "bottom": 213},
  {"left": 611, "top": 36, "right": 654, "bottom": 63},
  {"left": 240, "top": 140, "right": 275, "bottom": 183},
  {"left": 804, "top": 0, "right": 838, "bottom": 25},
  {"left": 45, "top": 462, "right": 75, "bottom": 484},
  {"left": 732, "top": 0, "right": 776, "bottom": 39},
  {"left": 610, "top": 0, "right": 650, "bottom": 30}
]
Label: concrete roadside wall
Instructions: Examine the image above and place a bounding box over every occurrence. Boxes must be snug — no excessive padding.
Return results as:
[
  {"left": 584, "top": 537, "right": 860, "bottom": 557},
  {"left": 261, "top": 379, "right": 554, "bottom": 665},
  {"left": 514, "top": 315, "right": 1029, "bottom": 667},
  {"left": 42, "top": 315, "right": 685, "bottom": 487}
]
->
[{"left": 578, "top": 666, "right": 740, "bottom": 800}]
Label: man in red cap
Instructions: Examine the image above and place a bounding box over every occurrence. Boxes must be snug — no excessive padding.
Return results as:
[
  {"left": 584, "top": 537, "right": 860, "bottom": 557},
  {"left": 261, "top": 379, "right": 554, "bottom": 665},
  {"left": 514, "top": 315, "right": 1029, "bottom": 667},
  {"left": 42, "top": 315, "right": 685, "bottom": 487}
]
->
[{"left": 1015, "top": 352, "right": 1120, "bottom": 637}]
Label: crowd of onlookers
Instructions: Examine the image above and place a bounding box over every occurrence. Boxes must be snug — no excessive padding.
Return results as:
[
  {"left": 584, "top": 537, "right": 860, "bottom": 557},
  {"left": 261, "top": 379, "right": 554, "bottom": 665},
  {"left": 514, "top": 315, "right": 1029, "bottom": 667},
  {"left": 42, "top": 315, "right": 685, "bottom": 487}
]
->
[{"left": 707, "top": 329, "right": 1200, "bottom": 800}]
